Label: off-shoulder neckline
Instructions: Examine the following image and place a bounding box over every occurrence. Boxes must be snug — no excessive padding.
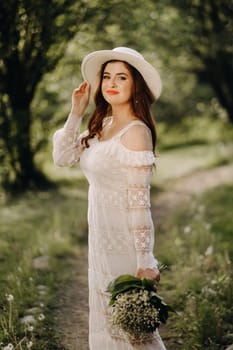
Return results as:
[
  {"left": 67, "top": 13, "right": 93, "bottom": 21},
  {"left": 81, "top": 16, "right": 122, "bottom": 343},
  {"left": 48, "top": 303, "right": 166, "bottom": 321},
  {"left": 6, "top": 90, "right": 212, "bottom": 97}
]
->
[{"left": 98, "top": 119, "right": 146, "bottom": 143}]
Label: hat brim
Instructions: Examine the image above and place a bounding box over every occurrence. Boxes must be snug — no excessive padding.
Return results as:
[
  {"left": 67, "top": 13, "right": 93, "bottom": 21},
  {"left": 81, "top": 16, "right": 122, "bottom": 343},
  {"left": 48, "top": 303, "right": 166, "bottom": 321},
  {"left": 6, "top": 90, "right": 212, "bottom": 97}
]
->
[{"left": 81, "top": 50, "right": 162, "bottom": 100}]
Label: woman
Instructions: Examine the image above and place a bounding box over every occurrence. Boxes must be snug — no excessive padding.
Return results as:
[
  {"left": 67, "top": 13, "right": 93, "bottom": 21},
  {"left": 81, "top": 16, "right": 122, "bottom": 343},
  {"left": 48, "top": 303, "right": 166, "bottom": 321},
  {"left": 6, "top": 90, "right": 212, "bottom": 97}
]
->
[{"left": 53, "top": 47, "right": 166, "bottom": 349}]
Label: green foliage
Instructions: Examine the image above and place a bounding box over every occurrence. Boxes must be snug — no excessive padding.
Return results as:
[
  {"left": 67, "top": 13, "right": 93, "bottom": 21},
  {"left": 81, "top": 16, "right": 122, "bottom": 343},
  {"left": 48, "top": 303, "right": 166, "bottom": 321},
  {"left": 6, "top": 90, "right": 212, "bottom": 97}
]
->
[
  {"left": 107, "top": 275, "right": 156, "bottom": 305},
  {"left": 202, "top": 185, "right": 233, "bottom": 260},
  {"left": 157, "top": 115, "right": 233, "bottom": 150},
  {"left": 159, "top": 0, "right": 233, "bottom": 123},
  {"left": 0, "top": 184, "right": 88, "bottom": 348},
  {"left": 157, "top": 183, "right": 233, "bottom": 349},
  {"left": 0, "top": 0, "right": 95, "bottom": 190}
]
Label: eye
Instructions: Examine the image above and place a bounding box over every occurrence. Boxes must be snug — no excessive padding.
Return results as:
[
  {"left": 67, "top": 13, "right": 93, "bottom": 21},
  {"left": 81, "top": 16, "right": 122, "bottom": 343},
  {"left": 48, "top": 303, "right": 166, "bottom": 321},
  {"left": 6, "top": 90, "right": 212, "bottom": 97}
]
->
[{"left": 103, "top": 74, "right": 110, "bottom": 80}]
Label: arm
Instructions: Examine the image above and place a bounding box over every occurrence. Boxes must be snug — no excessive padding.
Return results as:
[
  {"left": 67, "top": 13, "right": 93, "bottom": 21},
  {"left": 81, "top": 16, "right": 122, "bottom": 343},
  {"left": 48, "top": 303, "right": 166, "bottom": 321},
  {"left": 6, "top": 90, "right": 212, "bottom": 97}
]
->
[
  {"left": 122, "top": 125, "right": 160, "bottom": 281},
  {"left": 126, "top": 164, "right": 160, "bottom": 281},
  {"left": 52, "top": 115, "right": 85, "bottom": 166},
  {"left": 52, "top": 82, "right": 90, "bottom": 166}
]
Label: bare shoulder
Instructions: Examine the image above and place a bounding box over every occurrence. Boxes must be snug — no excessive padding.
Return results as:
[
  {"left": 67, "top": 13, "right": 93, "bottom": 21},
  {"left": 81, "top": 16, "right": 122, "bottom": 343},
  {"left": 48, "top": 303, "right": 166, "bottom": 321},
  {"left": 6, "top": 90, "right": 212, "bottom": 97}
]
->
[{"left": 120, "top": 123, "right": 153, "bottom": 151}]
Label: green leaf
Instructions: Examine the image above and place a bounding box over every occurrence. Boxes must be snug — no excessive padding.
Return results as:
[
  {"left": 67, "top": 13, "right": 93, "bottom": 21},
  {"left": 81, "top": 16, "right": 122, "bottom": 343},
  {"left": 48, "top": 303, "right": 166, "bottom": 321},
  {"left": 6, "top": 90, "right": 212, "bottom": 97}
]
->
[
  {"left": 141, "top": 278, "right": 156, "bottom": 290},
  {"left": 106, "top": 275, "right": 142, "bottom": 294}
]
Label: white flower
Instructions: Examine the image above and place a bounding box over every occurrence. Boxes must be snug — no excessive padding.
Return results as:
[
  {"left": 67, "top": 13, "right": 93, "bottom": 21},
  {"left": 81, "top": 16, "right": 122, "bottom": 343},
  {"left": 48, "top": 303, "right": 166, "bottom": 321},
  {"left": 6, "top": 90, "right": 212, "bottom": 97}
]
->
[
  {"left": 20, "top": 315, "right": 36, "bottom": 324},
  {"left": 202, "top": 286, "right": 217, "bottom": 297},
  {"left": 26, "top": 341, "right": 33, "bottom": 349},
  {"left": 38, "top": 313, "right": 45, "bottom": 321},
  {"left": 110, "top": 289, "right": 160, "bottom": 342},
  {"left": 205, "top": 245, "right": 213, "bottom": 256},
  {"left": 3, "top": 344, "right": 14, "bottom": 350},
  {"left": 6, "top": 294, "right": 14, "bottom": 302},
  {"left": 184, "top": 225, "right": 191, "bottom": 234},
  {"left": 27, "top": 325, "right": 34, "bottom": 332}
]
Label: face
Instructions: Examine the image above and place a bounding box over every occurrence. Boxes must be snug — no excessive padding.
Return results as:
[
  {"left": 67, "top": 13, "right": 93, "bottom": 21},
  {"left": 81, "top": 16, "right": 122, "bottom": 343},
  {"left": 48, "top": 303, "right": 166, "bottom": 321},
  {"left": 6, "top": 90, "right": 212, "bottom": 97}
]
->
[{"left": 101, "top": 61, "right": 134, "bottom": 106}]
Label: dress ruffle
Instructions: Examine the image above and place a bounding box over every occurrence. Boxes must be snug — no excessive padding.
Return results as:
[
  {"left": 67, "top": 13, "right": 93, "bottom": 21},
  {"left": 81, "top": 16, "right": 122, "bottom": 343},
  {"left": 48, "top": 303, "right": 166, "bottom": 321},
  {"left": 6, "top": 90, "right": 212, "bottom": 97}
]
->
[{"left": 100, "top": 137, "right": 156, "bottom": 167}]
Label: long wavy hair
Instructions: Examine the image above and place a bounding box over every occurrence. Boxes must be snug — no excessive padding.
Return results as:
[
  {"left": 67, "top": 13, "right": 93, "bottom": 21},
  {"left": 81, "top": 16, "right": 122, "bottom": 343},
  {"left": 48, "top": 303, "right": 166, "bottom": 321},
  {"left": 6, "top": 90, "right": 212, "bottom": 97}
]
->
[{"left": 81, "top": 60, "right": 157, "bottom": 151}]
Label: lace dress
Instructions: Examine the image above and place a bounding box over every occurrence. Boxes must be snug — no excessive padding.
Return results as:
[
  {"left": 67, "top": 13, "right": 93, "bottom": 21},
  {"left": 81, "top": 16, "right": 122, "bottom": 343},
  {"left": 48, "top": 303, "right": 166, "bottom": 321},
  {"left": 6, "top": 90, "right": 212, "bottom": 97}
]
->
[{"left": 53, "top": 114, "right": 166, "bottom": 350}]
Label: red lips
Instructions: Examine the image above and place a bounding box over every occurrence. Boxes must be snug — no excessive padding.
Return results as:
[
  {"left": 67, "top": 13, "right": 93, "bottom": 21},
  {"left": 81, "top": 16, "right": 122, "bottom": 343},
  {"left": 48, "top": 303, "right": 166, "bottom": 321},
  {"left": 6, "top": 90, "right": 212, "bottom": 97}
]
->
[{"left": 106, "top": 90, "right": 119, "bottom": 95}]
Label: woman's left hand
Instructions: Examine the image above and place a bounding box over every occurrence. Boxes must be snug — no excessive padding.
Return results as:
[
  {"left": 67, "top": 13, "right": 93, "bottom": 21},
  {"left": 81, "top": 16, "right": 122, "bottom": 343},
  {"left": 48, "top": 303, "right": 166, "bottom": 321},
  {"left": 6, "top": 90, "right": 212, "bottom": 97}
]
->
[{"left": 136, "top": 267, "right": 160, "bottom": 282}]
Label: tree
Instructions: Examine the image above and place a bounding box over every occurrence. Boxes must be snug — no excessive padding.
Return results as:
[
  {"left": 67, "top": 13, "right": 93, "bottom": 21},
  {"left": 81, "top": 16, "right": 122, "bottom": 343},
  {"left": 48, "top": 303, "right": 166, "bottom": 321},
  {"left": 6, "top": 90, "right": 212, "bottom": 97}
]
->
[
  {"left": 155, "top": 0, "right": 233, "bottom": 123},
  {"left": 0, "top": 0, "right": 154, "bottom": 192},
  {"left": 0, "top": 0, "right": 94, "bottom": 191}
]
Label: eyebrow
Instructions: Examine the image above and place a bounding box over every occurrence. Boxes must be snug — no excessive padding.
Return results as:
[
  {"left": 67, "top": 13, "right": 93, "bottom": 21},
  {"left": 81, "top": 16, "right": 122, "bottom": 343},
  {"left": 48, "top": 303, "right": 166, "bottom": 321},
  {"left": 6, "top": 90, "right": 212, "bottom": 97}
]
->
[{"left": 103, "top": 72, "right": 129, "bottom": 77}]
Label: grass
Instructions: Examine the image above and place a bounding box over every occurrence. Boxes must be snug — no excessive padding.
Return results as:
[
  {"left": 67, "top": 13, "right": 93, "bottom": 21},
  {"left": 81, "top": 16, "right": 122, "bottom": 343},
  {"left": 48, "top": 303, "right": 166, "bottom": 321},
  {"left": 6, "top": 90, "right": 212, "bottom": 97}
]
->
[
  {"left": 155, "top": 183, "right": 233, "bottom": 350},
  {"left": 0, "top": 184, "right": 88, "bottom": 349}
]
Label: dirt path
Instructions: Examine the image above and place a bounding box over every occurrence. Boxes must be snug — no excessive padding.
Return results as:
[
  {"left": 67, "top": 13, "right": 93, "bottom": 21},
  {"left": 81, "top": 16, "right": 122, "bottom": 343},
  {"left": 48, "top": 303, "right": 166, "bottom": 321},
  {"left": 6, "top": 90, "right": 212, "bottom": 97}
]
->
[
  {"left": 153, "top": 163, "right": 233, "bottom": 223},
  {"left": 55, "top": 245, "right": 89, "bottom": 350},
  {"left": 55, "top": 164, "right": 233, "bottom": 350}
]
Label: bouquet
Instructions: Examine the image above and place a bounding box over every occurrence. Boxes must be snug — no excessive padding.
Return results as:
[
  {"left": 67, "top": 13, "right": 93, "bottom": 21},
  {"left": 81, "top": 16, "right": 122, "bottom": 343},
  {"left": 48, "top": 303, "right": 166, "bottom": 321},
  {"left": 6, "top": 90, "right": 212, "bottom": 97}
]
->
[{"left": 106, "top": 274, "right": 173, "bottom": 343}]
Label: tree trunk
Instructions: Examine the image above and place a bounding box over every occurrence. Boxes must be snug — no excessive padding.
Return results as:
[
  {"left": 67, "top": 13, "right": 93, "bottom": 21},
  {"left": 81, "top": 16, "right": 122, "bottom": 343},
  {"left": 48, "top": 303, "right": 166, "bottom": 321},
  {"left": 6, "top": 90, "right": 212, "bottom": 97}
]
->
[
  {"left": 204, "top": 56, "right": 233, "bottom": 123},
  {"left": 2, "top": 106, "right": 52, "bottom": 192},
  {"left": 0, "top": 51, "right": 53, "bottom": 192},
  {"left": 210, "top": 78, "right": 233, "bottom": 123}
]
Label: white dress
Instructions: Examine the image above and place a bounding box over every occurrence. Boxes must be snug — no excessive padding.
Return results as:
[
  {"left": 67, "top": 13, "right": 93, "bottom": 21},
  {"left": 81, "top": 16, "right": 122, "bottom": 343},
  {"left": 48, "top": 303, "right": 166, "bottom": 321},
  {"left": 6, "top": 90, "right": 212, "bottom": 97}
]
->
[{"left": 53, "top": 114, "right": 166, "bottom": 350}]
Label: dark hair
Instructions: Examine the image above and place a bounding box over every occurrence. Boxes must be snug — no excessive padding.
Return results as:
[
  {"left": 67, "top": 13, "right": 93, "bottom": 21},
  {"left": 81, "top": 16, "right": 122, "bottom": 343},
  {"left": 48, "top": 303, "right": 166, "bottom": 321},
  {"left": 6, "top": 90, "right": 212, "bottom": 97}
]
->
[{"left": 81, "top": 60, "right": 157, "bottom": 151}]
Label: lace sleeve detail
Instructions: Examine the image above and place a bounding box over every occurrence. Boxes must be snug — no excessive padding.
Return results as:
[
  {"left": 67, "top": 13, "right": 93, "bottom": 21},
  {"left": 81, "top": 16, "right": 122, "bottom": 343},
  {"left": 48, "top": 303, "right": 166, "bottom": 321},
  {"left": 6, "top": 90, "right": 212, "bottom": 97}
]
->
[
  {"left": 52, "top": 114, "right": 87, "bottom": 167},
  {"left": 126, "top": 165, "right": 158, "bottom": 270}
]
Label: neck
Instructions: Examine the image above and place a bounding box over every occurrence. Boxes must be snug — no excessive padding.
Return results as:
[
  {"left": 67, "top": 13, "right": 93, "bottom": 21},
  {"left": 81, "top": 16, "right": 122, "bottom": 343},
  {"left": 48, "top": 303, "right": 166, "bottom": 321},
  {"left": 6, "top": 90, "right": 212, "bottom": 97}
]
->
[{"left": 110, "top": 104, "right": 135, "bottom": 124}]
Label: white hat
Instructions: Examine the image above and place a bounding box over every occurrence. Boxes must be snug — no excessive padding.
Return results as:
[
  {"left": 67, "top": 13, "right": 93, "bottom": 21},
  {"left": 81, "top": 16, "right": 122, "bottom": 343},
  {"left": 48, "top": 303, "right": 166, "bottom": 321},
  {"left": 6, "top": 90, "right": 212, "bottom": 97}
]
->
[{"left": 81, "top": 47, "right": 162, "bottom": 100}]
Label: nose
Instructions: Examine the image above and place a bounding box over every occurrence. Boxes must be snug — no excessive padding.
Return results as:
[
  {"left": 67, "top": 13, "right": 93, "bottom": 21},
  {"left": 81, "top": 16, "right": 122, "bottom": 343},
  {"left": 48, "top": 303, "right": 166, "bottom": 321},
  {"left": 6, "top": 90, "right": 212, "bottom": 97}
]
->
[{"left": 110, "top": 77, "right": 117, "bottom": 87}]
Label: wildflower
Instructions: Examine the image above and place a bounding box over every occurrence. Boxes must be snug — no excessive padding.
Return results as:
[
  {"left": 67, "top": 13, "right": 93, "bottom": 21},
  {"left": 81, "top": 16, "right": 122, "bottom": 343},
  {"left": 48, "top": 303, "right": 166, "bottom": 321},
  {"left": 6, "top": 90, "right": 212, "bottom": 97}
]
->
[
  {"left": 36, "top": 285, "right": 47, "bottom": 296},
  {"left": 26, "top": 341, "right": 33, "bottom": 349},
  {"left": 20, "top": 315, "right": 36, "bottom": 324},
  {"left": 3, "top": 344, "right": 14, "bottom": 350},
  {"left": 205, "top": 245, "right": 213, "bottom": 256},
  {"left": 201, "top": 286, "right": 217, "bottom": 297},
  {"left": 38, "top": 313, "right": 45, "bottom": 321},
  {"left": 27, "top": 325, "right": 34, "bottom": 332},
  {"left": 184, "top": 225, "right": 191, "bottom": 234},
  {"left": 6, "top": 294, "right": 14, "bottom": 302}
]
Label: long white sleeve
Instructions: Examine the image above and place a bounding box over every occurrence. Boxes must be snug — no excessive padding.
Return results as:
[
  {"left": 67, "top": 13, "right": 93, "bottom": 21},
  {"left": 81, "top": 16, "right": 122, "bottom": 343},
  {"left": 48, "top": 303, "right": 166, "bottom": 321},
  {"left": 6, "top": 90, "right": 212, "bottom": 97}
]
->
[
  {"left": 126, "top": 165, "right": 158, "bottom": 270},
  {"left": 52, "top": 114, "right": 87, "bottom": 167}
]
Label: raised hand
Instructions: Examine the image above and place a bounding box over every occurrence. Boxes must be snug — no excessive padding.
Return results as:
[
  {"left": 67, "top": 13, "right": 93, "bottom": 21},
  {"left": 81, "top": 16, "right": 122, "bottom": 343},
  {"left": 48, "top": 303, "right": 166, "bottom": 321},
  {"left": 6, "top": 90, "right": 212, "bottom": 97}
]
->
[{"left": 70, "top": 81, "right": 91, "bottom": 117}]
